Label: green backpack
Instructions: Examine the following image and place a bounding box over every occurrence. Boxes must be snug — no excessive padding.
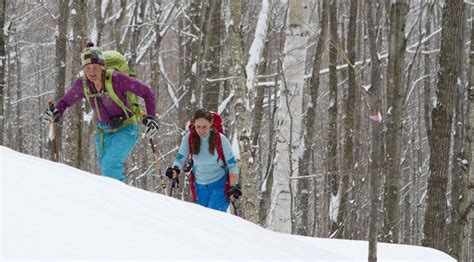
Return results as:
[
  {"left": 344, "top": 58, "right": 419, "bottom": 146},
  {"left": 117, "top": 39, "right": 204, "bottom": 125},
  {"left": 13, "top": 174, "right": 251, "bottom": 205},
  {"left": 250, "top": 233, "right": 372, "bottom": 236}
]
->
[{"left": 82, "top": 50, "right": 142, "bottom": 128}]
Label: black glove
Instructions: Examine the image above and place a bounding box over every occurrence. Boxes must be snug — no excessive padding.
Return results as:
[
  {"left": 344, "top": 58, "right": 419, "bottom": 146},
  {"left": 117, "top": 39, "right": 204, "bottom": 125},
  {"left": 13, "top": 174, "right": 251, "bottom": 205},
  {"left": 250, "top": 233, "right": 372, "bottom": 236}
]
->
[
  {"left": 227, "top": 184, "right": 242, "bottom": 200},
  {"left": 42, "top": 105, "right": 61, "bottom": 124},
  {"left": 166, "top": 166, "right": 181, "bottom": 179},
  {"left": 143, "top": 115, "right": 159, "bottom": 138}
]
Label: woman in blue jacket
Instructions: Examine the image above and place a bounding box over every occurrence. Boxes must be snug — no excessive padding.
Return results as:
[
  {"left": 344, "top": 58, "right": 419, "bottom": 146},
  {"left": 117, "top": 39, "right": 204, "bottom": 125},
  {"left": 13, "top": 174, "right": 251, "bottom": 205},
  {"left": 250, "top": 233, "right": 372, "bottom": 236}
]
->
[{"left": 167, "top": 109, "right": 240, "bottom": 212}]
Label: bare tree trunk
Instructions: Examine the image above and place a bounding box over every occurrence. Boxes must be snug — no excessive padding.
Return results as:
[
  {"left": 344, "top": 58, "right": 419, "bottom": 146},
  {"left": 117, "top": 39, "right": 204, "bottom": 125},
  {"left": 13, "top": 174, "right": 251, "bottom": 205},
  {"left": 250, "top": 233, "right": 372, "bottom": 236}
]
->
[
  {"left": 184, "top": 0, "right": 201, "bottom": 117},
  {"left": 365, "top": 0, "right": 382, "bottom": 260},
  {"left": 250, "top": 33, "right": 269, "bottom": 217},
  {"left": 335, "top": 0, "right": 358, "bottom": 239},
  {"left": 327, "top": 0, "right": 339, "bottom": 236},
  {"left": 423, "top": 0, "right": 465, "bottom": 253},
  {"left": 451, "top": 5, "right": 474, "bottom": 261},
  {"left": 451, "top": 64, "right": 470, "bottom": 260},
  {"left": 348, "top": 0, "right": 365, "bottom": 240},
  {"left": 228, "top": 0, "right": 256, "bottom": 223},
  {"left": 52, "top": 0, "right": 69, "bottom": 161},
  {"left": 94, "top": 0, "right": 111, "bottom": 46},
  {"left": 151, "top": 1, "right": 163, "bottom": 109},
  {"left": 423, "top": 2, "right": 433, "bottom": 155},
  {"left": 87, "top": 0, "right": 108, "bottom": 172},
  {"left": 14, "top": 44, "right": 23, "bottom": 152},
  {"left": 413, "top": 83, "right": 424, "bottom": 244},
  {"left": 382, "top": 0, "right": 408, "bottom": 244},
  {"left": 466, "top": 7, "right": 474, "bottom": 262},
  {"left": 250, "top": 32, "right": 270, "bottom": 160},
  {"left": 0, "top": 0, "right": 5, "bottom": 146},
  {"left": 201, "top": 0, "right": 222, "bottom": 112},
  {"left": 112, "top": 0, "right": 127, "bottom": 52},
  {"left": 128, "top": 0, "right": 146, "bottom": 73},
  {"left": 64, "top": 0, "right": 87, "bottom": 170}
]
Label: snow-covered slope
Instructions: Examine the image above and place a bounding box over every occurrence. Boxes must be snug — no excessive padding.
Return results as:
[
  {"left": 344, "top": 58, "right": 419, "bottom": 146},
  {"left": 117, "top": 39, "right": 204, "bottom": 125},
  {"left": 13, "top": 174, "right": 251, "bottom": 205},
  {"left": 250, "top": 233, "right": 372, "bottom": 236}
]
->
[{"left": 1, "top": 146, "right": 455, "bottom": 261}]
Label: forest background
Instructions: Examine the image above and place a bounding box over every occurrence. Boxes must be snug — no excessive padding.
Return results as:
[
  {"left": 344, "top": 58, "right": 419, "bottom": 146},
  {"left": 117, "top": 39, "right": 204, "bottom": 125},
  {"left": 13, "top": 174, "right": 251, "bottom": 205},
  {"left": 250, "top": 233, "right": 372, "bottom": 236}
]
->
[{"left": 0, "top": 0, "right": 472, "bottom": 260}]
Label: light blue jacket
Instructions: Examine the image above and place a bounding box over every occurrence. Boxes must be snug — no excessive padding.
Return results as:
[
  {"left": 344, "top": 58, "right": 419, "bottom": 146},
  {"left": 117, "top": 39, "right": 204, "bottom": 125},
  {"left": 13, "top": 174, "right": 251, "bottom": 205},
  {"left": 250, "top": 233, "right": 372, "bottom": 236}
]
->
[{"left": 173, "top": 131, "right": 239, "bottom": 185}]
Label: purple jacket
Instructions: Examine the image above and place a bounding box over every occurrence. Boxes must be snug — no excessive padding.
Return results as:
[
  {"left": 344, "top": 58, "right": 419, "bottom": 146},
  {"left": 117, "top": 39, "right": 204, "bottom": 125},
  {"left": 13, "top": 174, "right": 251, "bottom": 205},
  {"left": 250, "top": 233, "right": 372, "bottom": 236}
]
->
[{"left": 55, "top": 72, "right": 156, "bottom": 125}]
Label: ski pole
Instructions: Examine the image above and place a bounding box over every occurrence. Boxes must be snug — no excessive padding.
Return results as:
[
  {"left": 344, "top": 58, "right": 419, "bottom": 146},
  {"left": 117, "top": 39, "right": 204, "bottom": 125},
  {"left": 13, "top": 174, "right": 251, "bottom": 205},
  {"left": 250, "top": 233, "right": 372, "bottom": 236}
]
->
[
  {"left": 47, "top": 100, "right": 59, "bottom": 162},
  {"left": 148, "top": 136, "right": 167, "bottom": 194},
  {"left": 141, "top": 111, "right": 167, "bottom": 194},
  {"left": 231, "top": 201, "right": 239, "bottom": 216},
  {"left": 169, "top": 176, "right": 180, "bottom": 197}
]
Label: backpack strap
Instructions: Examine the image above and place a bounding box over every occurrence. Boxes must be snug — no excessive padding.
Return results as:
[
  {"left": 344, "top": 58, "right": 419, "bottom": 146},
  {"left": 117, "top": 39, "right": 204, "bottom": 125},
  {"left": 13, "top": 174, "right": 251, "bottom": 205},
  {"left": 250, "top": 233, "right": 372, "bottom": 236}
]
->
[
  {"left": 104, "top": 69, "right": 133, "bottom": 119},
  {"left": 214, "top": 127, "right": 226, "bottom": 164},
  {"left": 82, "top": 74, "right": 104, "bottom": 123}
]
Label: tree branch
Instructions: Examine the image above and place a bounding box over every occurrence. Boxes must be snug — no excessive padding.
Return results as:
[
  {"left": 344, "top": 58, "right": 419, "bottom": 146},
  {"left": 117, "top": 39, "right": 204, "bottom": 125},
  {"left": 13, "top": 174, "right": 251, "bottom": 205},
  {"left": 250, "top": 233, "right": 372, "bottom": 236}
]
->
[{"left": 38, "top": 0, "right": 58, "bottom": 22}]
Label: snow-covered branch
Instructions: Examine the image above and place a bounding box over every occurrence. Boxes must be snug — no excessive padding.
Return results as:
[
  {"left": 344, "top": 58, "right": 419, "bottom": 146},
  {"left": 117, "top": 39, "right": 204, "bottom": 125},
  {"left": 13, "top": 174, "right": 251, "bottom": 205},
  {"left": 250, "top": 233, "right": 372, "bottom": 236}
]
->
[
  {"left": 218, "top": 90, "right": 235, "bottom": 115},
  {"left": 205, "top": 76, "right": 235, "bottom": 83},
  {"left": 245, "top": 0, "right": 269, "bottom": 93},
  {"left": 10, "top": 90, "right": 55, "bottom": 105}
]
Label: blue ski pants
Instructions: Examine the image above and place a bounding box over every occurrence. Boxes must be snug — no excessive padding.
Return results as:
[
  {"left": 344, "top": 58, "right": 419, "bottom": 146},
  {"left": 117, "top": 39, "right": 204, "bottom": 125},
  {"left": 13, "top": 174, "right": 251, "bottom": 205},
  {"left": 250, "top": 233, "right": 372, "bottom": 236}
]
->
[
  {"left": 95, "top": 124, "right": 139, "bottom": 182},
  {"left": 195, "top": 174, "right": 229, "bottom": 212}
]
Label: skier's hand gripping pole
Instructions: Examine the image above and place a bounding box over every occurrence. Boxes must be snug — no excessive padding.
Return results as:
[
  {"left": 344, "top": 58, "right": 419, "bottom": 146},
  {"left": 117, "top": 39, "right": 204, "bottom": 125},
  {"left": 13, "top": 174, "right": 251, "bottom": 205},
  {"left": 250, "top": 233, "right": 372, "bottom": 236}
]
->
[{"left": 45, "top": 100, "right": 59, "bottom": 162}]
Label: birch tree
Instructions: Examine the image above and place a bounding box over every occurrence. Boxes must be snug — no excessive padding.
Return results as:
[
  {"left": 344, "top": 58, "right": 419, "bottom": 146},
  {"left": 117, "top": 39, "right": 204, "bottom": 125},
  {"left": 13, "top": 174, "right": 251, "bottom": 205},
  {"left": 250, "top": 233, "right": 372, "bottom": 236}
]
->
[
  {"left": 259, "top": 10, "right": 286, "bottom": 226},
  {"left": 272, "top": 0, "right": 310, "bottom": 234},
  {"left": 294, "top": 0, "right": 327, "bottom": 236}
]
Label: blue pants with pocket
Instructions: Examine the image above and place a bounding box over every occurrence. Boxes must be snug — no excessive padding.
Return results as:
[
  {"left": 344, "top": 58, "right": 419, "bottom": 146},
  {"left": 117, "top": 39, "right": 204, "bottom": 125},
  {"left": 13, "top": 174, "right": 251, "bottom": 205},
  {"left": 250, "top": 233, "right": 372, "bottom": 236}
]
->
[
  {"left": 95, "top": 124, "right": 139, "bottom": 182},
  {"left": 195, "top": 174, "right": 229, "bottom": 212}
]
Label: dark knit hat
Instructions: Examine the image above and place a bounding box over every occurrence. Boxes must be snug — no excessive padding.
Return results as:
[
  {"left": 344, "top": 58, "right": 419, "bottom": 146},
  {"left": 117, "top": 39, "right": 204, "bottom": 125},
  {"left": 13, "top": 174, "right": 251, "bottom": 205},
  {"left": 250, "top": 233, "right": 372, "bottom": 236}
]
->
[{"left": 80, "top": 41, "right": 105, "bottom": 67}]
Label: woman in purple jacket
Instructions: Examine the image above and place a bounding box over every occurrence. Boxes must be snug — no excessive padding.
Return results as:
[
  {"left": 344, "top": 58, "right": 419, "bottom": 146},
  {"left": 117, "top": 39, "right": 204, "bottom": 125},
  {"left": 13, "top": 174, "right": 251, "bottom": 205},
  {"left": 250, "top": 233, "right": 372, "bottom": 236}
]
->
[{"left": 42, "top": 42, "right": 158, "bottom": 182}]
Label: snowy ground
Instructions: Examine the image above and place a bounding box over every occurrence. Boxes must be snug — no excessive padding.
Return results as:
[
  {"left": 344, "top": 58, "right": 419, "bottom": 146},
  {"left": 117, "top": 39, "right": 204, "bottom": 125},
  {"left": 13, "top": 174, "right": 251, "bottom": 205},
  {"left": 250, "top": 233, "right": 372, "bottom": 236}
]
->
[{"left": 1, "top": 146, "right": 455, "bottom": 261}]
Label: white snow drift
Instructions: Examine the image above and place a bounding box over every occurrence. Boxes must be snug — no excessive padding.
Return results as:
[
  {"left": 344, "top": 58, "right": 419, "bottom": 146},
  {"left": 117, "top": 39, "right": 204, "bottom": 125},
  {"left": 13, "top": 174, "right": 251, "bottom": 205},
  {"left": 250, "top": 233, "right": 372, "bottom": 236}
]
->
[{"left": 1, "top": 146, "right": 454, "bottom": 261}]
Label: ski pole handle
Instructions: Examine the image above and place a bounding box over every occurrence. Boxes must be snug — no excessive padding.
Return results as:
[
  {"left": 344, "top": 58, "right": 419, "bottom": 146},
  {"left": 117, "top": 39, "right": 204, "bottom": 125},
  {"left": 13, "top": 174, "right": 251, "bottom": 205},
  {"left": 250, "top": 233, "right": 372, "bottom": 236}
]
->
[
  {"left": 48, "top": 99, "right": 55, "bottom": 110},
  {"left": 47, "top": 99, "right": 59, "bottom": 162}
]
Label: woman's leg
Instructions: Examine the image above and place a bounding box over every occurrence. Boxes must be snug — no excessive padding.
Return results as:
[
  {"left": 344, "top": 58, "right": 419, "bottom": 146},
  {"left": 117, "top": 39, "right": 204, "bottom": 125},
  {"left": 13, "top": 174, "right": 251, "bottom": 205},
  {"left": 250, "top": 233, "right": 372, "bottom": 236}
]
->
[
  {"left": 207, "top": 175, "right": 229, "bottom": 212},
  {"left": 194, "top": 182, "right": 210, "bottom": 207},
  {"left": 95, "top": 125, "right": 139, "bottom": 181}
]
